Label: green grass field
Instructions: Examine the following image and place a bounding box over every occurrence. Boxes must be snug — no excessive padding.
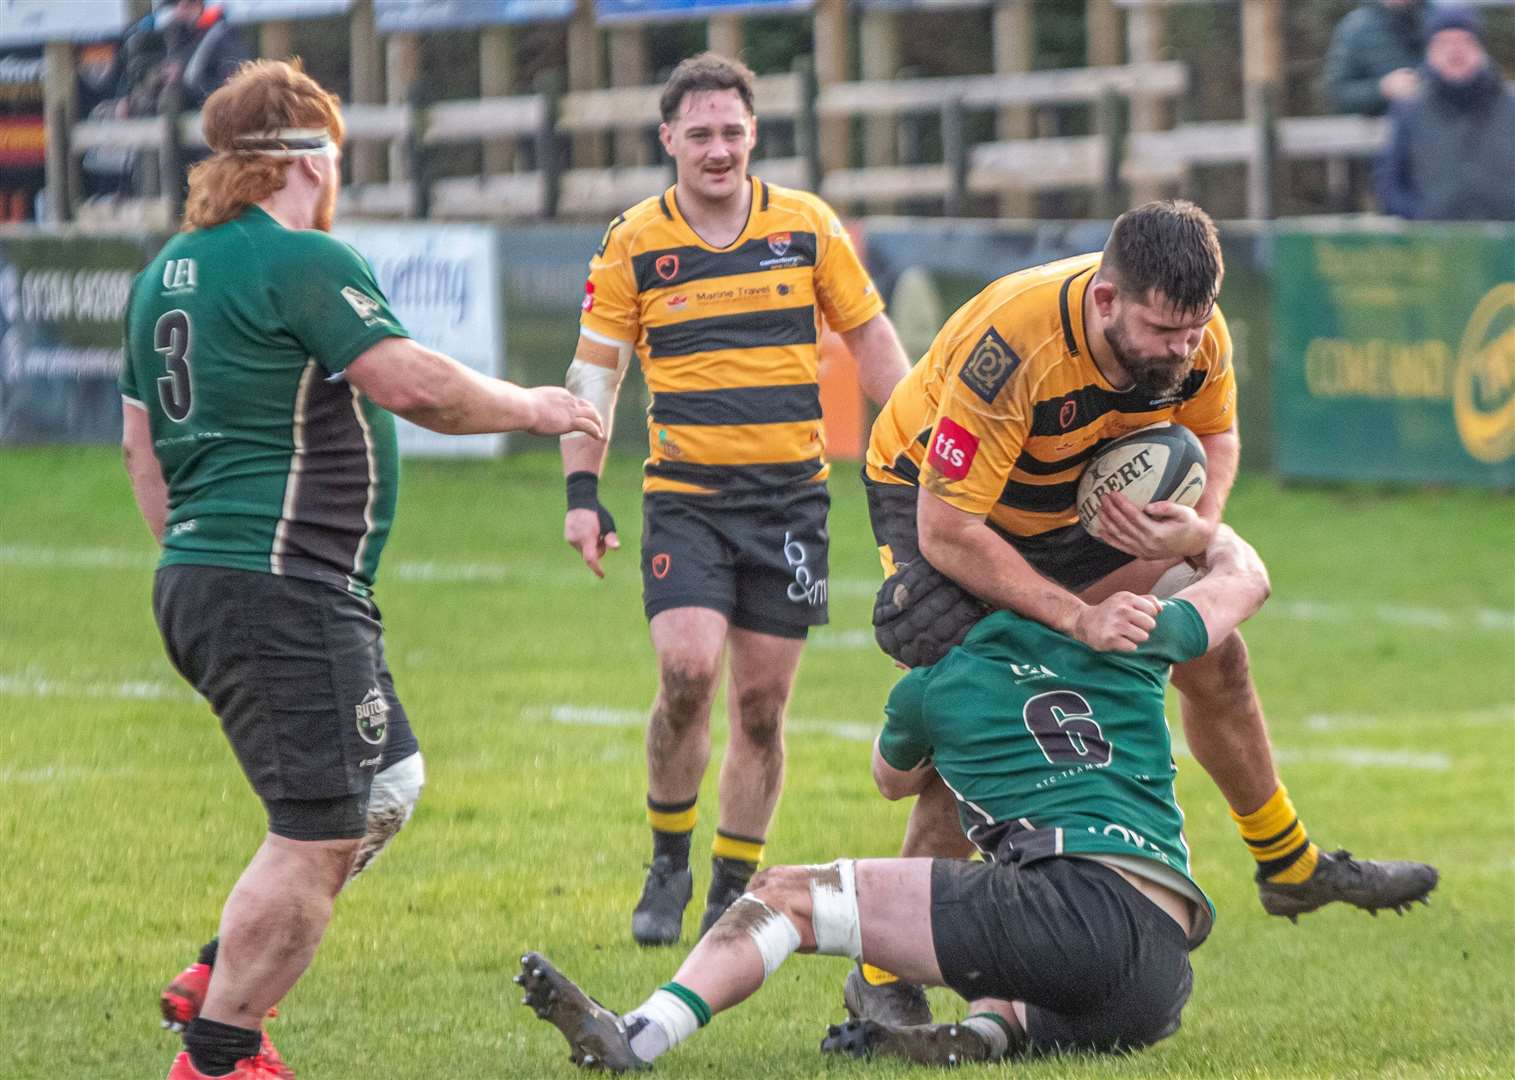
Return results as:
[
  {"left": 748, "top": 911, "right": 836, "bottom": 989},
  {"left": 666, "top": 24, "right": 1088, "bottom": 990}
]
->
[{"left": 1, "top": 447, "right": 1511, "bottom": 1079}]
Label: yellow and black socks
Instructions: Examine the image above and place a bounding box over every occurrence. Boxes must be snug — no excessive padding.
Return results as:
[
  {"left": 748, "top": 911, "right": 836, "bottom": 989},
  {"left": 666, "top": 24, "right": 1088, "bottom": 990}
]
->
[
  {"left": 647, "top": 795, "right": 697, "bottom": 868},
  {"left": 625, "top": 982, "right": 711, "bottom": 1062},
  {"left": 710, "top": 830, "right": 763, "bottom": 896},
  {"left": 860, "top": 962, "right": 901, "bottom": 987},
  {"left": 1231, "top": 785, "right": 1320, "bottom": 884}
]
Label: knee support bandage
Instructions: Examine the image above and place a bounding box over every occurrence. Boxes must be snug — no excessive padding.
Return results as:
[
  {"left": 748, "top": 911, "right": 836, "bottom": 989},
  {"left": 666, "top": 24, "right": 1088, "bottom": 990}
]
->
[{"left": 809, "top": 859, "right": 863, "bottom": 960}]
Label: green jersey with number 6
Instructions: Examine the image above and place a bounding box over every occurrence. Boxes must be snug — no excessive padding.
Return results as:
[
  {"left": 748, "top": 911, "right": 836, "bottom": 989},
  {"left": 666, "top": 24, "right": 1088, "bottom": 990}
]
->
[
  {"left": 879, "top": 597, "right": 1216, "bottom": 943},
  {"left": 120, "top": 206, "right": 410, "bottom": 596}
]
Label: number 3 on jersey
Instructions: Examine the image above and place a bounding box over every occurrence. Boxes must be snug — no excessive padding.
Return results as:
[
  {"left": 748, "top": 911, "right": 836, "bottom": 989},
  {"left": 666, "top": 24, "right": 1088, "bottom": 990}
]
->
[
  {"left": 154, "top": 309, "right": 194, "bottom": 421},
  {"left": 1023, "top": 690, "right": 1112, "bottom": 766}
]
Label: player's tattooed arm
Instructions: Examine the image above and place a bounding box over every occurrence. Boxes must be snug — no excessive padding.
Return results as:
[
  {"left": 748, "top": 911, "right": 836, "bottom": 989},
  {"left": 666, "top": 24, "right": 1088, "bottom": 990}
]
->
[{"left": 121, "top": 401, "right": 167, "bottom": 543}]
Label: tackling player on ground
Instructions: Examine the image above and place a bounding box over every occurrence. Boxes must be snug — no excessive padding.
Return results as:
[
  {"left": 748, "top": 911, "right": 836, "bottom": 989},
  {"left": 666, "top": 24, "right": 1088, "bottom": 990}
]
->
[
  {"left": 519, "top": 527, "right": 1360, "bottom": 1070},
  {"left": 121, "top": 60, "right": 601, "bottom": 1080},
  {"left": 852, "top": 199, "right": 1438, "bottom": 1022},
  {"left": 559, "top": 53, "right": 911, "bottom": 947}
]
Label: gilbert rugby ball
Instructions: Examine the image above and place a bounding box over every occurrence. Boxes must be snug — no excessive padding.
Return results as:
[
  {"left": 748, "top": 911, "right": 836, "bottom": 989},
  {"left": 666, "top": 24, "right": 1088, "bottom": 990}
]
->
[{"left": 1076, "top": 422, "right": 1207, "bottom": 539}]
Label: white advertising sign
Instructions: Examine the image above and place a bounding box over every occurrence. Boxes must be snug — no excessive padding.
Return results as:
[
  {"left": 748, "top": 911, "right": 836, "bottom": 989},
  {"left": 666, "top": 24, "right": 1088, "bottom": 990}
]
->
[
  {"left": 222, "top": 0, "right": 354, "bottom": 24},
  {"left": 0, "top": 0, "right": 129, "bottom": 46},
  {"left": 333, "top": 224, "right": 506, "bottom": 458}
]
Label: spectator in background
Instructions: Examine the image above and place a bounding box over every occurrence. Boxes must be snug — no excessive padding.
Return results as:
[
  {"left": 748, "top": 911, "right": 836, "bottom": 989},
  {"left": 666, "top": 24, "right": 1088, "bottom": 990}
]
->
[
  {"left": 1325, "top": 0, "right": 1427, "bottom": 115},
  {"left": 155, "top": 0, "right": 249, "bottom": 112},
  {"left": 1374, "top": 5, "right": 1515, "bottom": 221}
]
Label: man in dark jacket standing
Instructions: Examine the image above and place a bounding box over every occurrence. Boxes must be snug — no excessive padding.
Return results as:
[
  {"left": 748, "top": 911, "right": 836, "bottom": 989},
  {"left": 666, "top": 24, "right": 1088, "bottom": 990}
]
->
[
  {"left": 1325, "top": 0, "right": 1427, "bottom": 115},
  {"left": 156, "top": 0, "right": 249, "bottom": 110},
  {"left": 1374, "top": 5, "right": 1515, "bottom": 221}
]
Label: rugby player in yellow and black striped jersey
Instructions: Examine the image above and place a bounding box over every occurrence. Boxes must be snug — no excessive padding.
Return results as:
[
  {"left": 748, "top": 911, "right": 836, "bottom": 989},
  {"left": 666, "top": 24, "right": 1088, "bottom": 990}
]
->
[
  {"left": 848, "top": 202, "right": 1437, "bottom": 1024},
  {"left": 557, "top": 53, "right": 909, "bottom": 949}
]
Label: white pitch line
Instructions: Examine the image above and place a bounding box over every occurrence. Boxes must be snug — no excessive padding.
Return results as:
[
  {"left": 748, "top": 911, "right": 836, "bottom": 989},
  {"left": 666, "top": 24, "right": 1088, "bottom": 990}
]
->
[
  {"left": 1302, "top": 707, "right": 1514, "bottom": 733},
  {"left": 4, "top": 544, "right": 1512, "bottom": 633},
  {"left": 0, "top": 670, "right": 194, "bottom": 702},
  {"left": 536, "top": 703, "right": 876, "bottom": 744}
]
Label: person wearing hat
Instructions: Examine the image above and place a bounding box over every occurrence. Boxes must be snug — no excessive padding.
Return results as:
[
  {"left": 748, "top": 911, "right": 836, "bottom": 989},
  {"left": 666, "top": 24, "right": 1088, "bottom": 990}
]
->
[{"left": 1374, "top": 4, "right": 1515, "bottom": 220}]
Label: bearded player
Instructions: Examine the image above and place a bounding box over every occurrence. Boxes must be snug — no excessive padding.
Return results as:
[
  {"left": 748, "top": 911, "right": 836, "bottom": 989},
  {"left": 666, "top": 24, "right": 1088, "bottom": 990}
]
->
[{"left": 850, "top": 200, "right": 1438, "bottom": 1022}]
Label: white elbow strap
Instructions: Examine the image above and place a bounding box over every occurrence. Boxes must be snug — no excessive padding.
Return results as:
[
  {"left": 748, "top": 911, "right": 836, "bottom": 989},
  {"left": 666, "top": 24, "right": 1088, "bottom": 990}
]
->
[
  {"left": 809, "top": 859, "right": 863, "bottom": 960},
  {"left": 563, "top": 357, "right": 625, "bottom": 441},
  {"left": 734, "top": 895, "right": 803, "bottom": 979}
]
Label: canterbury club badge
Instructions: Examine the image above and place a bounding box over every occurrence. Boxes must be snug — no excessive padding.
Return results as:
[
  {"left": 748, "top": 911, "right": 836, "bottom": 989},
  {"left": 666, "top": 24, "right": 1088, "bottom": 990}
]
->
[
  {"left": 655, "top": 253, "right": 679, "bottom": 281},
  {"left": 958, "top": 326, "right": 1021, "bottom": 404}
]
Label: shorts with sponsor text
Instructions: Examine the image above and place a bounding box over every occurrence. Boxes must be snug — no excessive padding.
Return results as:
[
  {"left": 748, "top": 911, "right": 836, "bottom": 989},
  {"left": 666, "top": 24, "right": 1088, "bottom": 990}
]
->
[
  {"left": 863, "top": 471, "right": 1132, "bottom": 591},
  {"left": 153, "top": 565, "right": 417, "bottom": 841},
  {"left": 641, "top": 485, "right": 829, "bottom": 639},
  {"left": 930, "top": 856, "right": 1193, "bottom": 1055}
]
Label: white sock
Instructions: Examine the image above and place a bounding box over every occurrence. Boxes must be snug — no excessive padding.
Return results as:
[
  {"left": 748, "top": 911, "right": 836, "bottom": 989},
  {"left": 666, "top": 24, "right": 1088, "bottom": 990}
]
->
[
  {"left": 624, "top": 989, "right": 699, "bottom": 1063},
  {"left": 962, "top": 1014, "right": 1011, "bottom": 1059}
]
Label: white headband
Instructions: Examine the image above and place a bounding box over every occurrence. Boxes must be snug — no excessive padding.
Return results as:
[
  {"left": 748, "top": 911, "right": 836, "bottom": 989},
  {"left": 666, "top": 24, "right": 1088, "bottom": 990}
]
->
[{"left": 230, "top": 127, "right": 336, "bottom": 158}]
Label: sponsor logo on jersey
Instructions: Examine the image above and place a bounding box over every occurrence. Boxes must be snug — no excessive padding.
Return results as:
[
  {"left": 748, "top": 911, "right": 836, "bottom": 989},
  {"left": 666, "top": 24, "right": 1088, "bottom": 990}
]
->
[
  {"left": 928, "top": 417, "right": 978, "bottom": 481},
  {"left": 959, "top": 327, "right": 1021, "bottom": 404},
  {"left": 354, "top": 687, "right": 389, "bottom": 745},
  {"left": 667, "top": 294, "right": 688, "bottom": 311},
  {"left": 341, "top": 286, "right": 384, "bottom": 326},
  {"left": 767, "top": 232, "right": 792, "bottom": 257},
  {"left": 777, "top": 283, "right": 791, "bottom": 296},
  {"left": 657, "top": 428, "right": 683, "bottom": 457},
  {"left": 161, "top": 258, "right": 197, "bottom": 295},
  {"left": 655, "top": 254, "right": 679, "bottom": 281},
  {"left": 581, "top": 280, "right": 595, "bottom": 313}
]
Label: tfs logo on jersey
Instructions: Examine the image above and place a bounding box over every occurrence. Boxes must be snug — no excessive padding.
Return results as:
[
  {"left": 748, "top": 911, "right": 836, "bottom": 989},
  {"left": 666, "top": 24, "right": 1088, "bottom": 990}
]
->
[
  {"left": 928, "top": 417, "right": 979, "bottom": 481},
  {"left": 161, "top": 258, "right": 197, "bottom": 294}
]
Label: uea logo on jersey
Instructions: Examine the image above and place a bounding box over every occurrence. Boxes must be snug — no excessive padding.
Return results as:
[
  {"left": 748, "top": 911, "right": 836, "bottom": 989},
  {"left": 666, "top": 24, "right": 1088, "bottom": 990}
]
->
[
  {"left": 161, "top": 258, "right": 197, "bottom": 294},
  {"left": 928, "top": 417, "right": 979, "bottom": 481}
]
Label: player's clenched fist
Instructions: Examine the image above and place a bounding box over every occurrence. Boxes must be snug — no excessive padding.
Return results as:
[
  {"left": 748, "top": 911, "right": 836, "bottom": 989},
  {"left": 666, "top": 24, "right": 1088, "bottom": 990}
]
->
[
  {"left": 1072, "top": 591, "right": 1161, "bottom": 652},
  {"left": 527, "top": 387, "right": 605, "bottom": 439}
]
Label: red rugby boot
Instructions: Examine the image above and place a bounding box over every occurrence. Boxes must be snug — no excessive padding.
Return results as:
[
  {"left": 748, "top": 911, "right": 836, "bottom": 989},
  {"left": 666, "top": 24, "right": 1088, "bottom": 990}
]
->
[
  {"left": 161, "top": 962, "right": 212, "bottom": 1033},
  {"left": 166, "top": 1045, "right": 294, "bottom": 1078}
]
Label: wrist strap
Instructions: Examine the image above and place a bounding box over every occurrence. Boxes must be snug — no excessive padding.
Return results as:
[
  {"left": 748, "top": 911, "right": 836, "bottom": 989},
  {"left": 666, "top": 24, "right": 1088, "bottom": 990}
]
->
[{"left": 565, "top": 470, "right": 600, "bottom": 512}]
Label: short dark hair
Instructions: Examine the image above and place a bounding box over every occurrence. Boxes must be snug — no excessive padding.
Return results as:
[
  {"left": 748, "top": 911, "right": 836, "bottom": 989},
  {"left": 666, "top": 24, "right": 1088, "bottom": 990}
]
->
[
  {"left": 1099, "top": 200, "right": 1224, "bottom": 315},
  {"left": 659, "top": 52, "right": 756, "bottom": 123}
]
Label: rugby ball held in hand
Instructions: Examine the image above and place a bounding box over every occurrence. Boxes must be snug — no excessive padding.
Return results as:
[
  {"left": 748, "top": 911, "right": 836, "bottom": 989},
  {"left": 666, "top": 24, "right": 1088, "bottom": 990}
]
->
[{"left": 1076, "top": 422, "right": 1207, "bottom": 539}]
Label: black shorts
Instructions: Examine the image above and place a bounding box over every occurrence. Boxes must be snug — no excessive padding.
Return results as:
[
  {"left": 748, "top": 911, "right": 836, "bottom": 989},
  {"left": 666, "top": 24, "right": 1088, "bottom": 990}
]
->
[
  {"left": 641, "top": 486, "right": 829, "bottom": 639},
  {"left": 864, "top": 472, "right": 1132, "bottom": 592},
  {"left": 153, "top": 565, "right": 418, "bottom": 841},
  {"left": 930, "top": 856, "right": 1193, "bottom": 1055}
]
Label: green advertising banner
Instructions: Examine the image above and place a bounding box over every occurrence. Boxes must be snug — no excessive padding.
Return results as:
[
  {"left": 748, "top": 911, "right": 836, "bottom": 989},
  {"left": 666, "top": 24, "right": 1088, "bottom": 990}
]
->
[{"left": 1274, "top": 227, "right": 1515, "bottom": 488}]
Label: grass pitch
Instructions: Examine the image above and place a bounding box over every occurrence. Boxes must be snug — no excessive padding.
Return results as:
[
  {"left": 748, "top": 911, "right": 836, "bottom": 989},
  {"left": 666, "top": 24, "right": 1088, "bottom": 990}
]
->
[{"left": 1, "top": 447, "right": 1511, "bottom": 1079}]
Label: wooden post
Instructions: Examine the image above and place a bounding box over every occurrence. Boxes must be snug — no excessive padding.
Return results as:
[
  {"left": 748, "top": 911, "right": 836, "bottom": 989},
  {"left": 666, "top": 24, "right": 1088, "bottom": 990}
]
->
[
  {"left": 1242, "top": 0, "right": 1282, "bottom": 219},
  {"left": 812, "top": 0, "right": 848, "bottom": 175},
  {"left": 42, "top": 41, "right": 76, "bottom": 224},
  {"left": 708, "top": 15, "right": 743, "bottom": 59},
  {"left": 993, "top": 0, "right": 1034, "bottom": 218},
  {"left": 1125, "top": 0, "right": 1166, "bottom": 204},
  {"left": 1086, "top": 0, "right": 1122, "bottom": 68},
  {"left": 480, "top": 25, "right": 517, "bottom": 175},
  {"left": 385, "top": 32, "right": 419, "bottom": 196},
  {"left": 609, "top": 25, "right": 650, "bottom": 166},
  {"left": 536, "top": 69, "right": 563, "bottom": 219},
  {"left": 793, "top": 56, "right": 821, "bottom": 193},
  {"left": 942, "top": 97, "right": 968, "bottom": 218},
  {"left": 1094, "top": 86, "right": 1123, "bottom": 219},
  {"left": 349, "top": 0, "right": 383, "bottom": 185},
  {"left": 567, "top": 0, "right": 605, "bottom": 168},
  {"left": 858, "top": 8, "right": 899, "bottom": 172},
  {"left": 259, "top": 21, "right": 293, "bottom": 60}
]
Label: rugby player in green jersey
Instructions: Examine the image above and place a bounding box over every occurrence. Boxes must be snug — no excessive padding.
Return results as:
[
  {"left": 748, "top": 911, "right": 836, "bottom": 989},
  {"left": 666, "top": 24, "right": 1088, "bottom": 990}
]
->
[
  {"left": 121, "top": 61, "right": 601, "bottom": 1080},
  {"left": 519, "top": 526, "right": 1418, "bottom": 1068}
]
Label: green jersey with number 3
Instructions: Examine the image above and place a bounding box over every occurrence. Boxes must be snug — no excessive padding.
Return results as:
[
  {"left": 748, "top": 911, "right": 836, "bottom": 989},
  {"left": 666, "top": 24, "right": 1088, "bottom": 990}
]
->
[
  {"left": 120, "top": 206, "right": 410, "bottom": 596},
  {"left": 880, "top": 598, "right": 1216, "bottom": 942}
]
